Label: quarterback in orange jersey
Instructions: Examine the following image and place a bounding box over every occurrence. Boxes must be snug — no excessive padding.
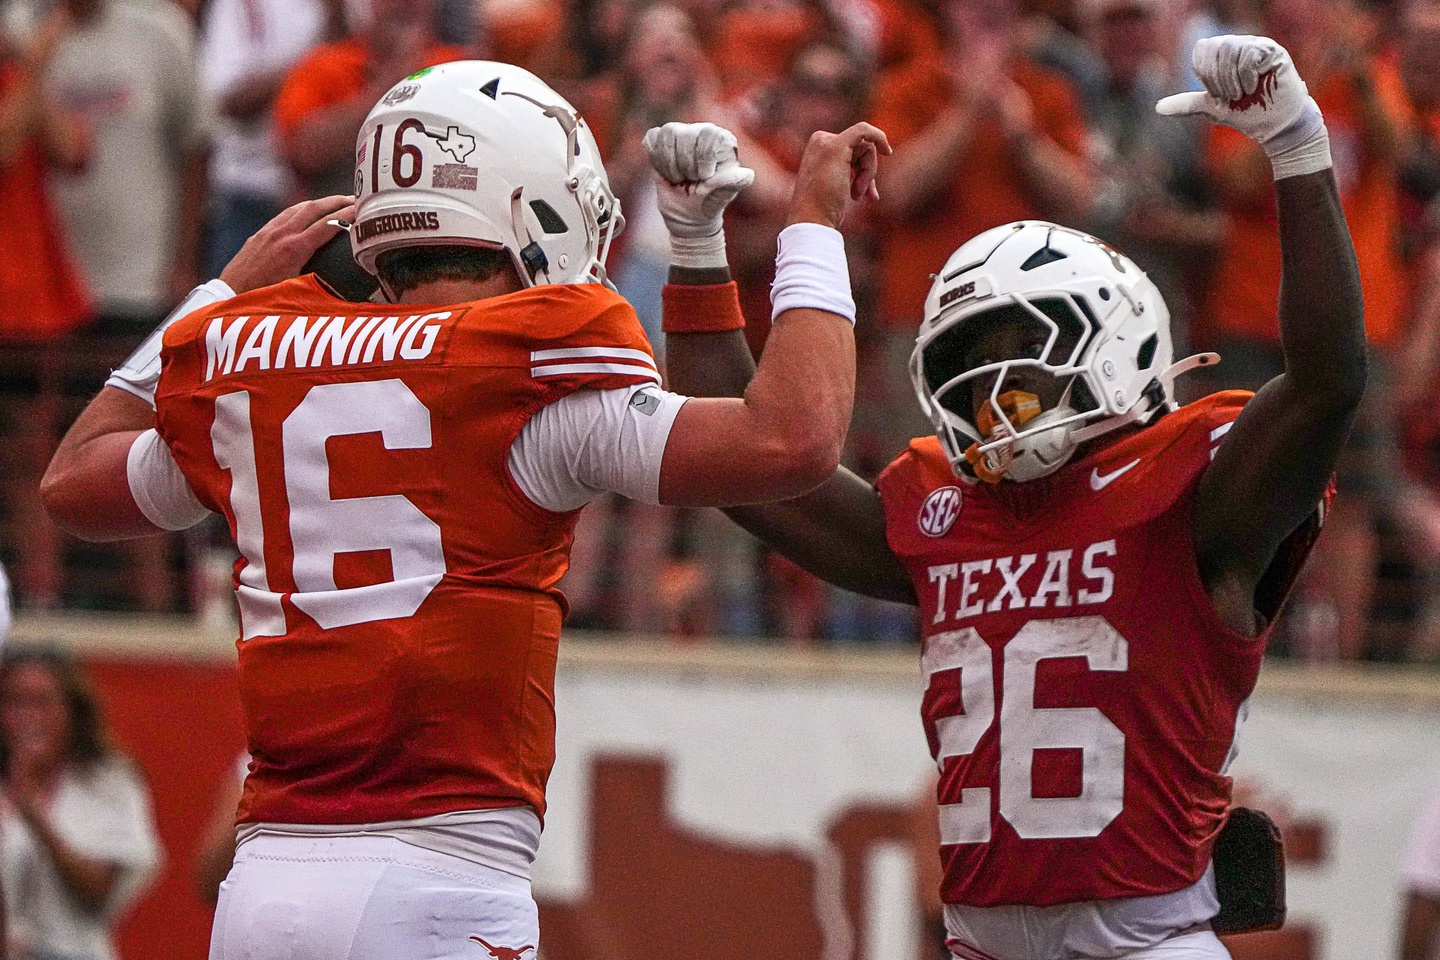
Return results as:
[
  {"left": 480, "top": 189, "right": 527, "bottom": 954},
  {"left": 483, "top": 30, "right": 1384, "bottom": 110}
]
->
[
  {"left": 660, "top": 36, "right": 1363, "bottom": 960},
  {"left": 39, "top": 62, "right": 889, "bottom": 960}
]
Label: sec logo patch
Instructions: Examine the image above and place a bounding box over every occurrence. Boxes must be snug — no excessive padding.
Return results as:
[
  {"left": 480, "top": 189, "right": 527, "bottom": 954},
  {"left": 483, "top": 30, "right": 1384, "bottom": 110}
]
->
[{"left": 918, "top": 486, "right": 963, "bottom": 538}]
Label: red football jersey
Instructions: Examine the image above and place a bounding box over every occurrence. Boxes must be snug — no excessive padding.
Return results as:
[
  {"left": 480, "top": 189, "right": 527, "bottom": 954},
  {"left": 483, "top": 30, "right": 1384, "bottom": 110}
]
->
[
  {"left": 876, "top": 392, "right": 1322, "bottom": 907},
  {"left": 155, "top": 276, "right": 659, "bottom": 825}
]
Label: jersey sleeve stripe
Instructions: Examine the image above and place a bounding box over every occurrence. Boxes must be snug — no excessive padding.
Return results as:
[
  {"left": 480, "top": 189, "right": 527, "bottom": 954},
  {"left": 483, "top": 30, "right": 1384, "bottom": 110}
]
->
[
  {"left": 1209, "top": 420, "right": 1236, "bottom": 460},
  {"left": 530, "top": 362, "right": 662, "bottom": 383},
  {"left": 530, "top": 347, "right": 657, "bottom": 367}
]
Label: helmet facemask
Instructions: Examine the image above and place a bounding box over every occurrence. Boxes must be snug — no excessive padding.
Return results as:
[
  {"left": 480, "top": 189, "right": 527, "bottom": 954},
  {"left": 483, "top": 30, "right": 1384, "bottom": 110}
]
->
[
  {"left": 912, "top": 294, "right": 1105, "bottom": 484},
  {"left": 501, "top": 89, "right": 625, "bottom": 288}
]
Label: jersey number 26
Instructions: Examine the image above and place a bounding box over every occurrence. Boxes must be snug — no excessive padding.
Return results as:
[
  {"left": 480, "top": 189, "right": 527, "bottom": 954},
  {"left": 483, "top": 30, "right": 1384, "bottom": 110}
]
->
[{"left": 925, "top": 616, "right": 1127, "bottom": 843}]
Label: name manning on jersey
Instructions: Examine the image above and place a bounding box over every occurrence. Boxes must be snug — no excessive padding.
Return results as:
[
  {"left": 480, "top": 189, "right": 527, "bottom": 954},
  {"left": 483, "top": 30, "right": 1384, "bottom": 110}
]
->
[
  {"left": 926, "top": 539, "right": 1117, "bottom": 624},
  {"left": 203, "top": 312, "right": 452, "bottom": 381}
]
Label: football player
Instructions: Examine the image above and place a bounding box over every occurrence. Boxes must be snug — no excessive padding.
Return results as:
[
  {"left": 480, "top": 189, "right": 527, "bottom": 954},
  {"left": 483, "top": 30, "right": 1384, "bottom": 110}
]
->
[
  {"left": 39, "top": 62, "right": 889, "bottom": 959},
  {"left": 654, "top": 35, "right": 1362, "bottom": 960}
]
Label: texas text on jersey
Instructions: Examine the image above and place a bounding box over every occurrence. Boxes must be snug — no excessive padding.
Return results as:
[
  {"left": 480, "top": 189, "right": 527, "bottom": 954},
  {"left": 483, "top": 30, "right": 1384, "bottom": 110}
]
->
[
  {"left": 876, "top": 392, "right": 1326, "bottom": 908},
  {"left": 154, "top": 275, "right": 658, "bottom": 826}
]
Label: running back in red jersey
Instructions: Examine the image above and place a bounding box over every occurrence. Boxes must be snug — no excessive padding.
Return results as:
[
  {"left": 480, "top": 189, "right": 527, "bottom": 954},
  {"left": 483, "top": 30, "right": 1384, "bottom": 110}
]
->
[{"left": 876, "top": 392, "right": 1326, "bottom": 908}]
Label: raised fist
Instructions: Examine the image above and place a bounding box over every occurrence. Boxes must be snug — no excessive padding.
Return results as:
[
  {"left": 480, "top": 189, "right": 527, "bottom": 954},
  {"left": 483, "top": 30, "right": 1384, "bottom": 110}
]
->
[
  {"left": 786, "top": 122, "right": 892, "bottom": 231},
  {"left": 643, "top": 122, "right": 756, "bottom": 239},
  {"left": 1156, "top": 36, "right": 1329, "bottom": 178}
]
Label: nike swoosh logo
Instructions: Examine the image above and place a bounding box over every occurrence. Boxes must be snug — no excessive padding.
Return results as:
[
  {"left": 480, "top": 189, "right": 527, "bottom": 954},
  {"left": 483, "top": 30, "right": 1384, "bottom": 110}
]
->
[{"left": 1090, "top": 459, "right": 1141, "bottom": 491}]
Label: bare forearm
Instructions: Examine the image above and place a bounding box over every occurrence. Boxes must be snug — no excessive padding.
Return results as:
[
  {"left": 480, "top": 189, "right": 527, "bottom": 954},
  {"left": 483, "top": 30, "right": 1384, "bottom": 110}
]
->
[
  {"left": 663, "top": 265, "right": 755, "bottom": 396},
  {"left": 41, "top": 387, "right": 155, "bottom": 540},
  {"left": 1194, "top": 170, "right": 1365, "bottom": 592},
  {"left": 1275, "top": 171, "right": 1366, "bottom": 401},
  {"left": 879, "top": 103, "right": 974, "bottom": 220},
  {"left": 664, "top": 282, "right": 910, "bottom": 597},
  {"left": 23, "top": 813, "right": 119, "bottom": 913},
  {"left": 284, "top": 95, "right": 372, "bottom": 178},
  {"left": 659, "top": 309, "right": 853, "bottom": 505},
  {"left": 727, "top": 471, "right": 917, "bottom": 603},
  {"left": 1014, "top": 132, "right": 1093, "bottom": 224}
]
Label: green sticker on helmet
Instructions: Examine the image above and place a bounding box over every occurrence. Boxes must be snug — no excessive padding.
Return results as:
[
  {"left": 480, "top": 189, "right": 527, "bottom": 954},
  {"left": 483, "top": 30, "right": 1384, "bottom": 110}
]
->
[{"left": 406, "top": 66, "right": 436, "bottom": 80}]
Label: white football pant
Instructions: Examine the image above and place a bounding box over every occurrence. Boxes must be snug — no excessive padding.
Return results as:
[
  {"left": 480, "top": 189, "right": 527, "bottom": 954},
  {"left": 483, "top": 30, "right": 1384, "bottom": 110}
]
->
[
  {"left": 1120, "top": 930, "right": 1231, "bottom": 959},
  {"left": 210, "top": 834, "right": 539, "bottom": 960},
  {"left": 948, "top": 929, "right": 1231, "bottom": 960}
]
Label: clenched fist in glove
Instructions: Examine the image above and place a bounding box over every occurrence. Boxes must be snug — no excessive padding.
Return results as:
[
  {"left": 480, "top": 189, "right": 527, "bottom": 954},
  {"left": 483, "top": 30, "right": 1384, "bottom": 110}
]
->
[
  {"left": 643, "top": 122, "right": 756, "bottom": 268},
  {"left": 1156, "top": 35, "right": 1331, "bottom": 180}
]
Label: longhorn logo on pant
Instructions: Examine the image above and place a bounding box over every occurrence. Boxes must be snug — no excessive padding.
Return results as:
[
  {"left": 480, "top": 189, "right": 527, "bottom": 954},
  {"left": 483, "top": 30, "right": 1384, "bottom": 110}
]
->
[{"left": 469, "top": 936, "right": 535, "bottom": 960}]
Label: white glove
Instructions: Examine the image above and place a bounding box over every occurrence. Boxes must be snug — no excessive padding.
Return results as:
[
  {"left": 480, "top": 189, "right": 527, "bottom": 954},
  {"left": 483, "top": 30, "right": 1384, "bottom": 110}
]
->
[
  {"left": 1156, "top": 35, "right": 1331, "bottom": 180},
  {"left": 642, "top": 121, "right": 755, "bottom": 268}
]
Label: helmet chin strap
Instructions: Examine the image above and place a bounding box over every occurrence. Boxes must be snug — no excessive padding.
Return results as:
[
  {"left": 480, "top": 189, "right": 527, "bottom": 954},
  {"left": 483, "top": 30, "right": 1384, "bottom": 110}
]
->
[
  {"left": 1069, "top": 351, "right": 1220, "bottom": 446},
  {"left": 1000, "top": 403, "right": 1080, "bottom": 483}
]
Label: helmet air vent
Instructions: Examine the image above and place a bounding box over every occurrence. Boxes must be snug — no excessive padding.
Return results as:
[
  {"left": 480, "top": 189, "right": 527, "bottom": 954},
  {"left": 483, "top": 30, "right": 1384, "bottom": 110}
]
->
[
  {"left": 1137, "top": 334, "right": 1158, "bottom": 370},
  {"left": 1020, "top": 246, "right": 1067, "bottom": 271},
  {"left": 529, "top": 199, "right": 569, "bottom": 234},
  {"left": 480, "top": 78, "right": 500, "bottom": 99},
  {"left": 1071, "top": 378, "right": 1100, "bottom": 414}
]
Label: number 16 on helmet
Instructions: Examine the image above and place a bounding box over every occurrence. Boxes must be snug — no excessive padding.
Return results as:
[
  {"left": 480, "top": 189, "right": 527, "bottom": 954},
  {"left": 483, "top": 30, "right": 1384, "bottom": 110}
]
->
[{"left": 352, "top": 61, "right": 625, "bottom": 295}]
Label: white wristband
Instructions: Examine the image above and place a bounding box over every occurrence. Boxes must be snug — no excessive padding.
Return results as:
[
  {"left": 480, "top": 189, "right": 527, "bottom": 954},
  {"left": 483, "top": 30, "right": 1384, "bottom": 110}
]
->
[
  {"left": 107, "top": 279, "right": 236, "bottom": 406},
  {"left": 669, "top": 231, "right": 729, "bottom": 270},
  {"left": 770, "top": 223, "right": 854, "bottom": 325},
  {"left": 1264, "top": 98, "right": 1332, "bottom": 180}
]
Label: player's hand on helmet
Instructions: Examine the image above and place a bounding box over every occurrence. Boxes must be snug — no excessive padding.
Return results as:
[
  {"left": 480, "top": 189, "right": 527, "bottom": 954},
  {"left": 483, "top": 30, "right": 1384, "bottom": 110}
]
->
[
  {"left": 220, "top": 194, "right": 358, "bottom": 294},
  {"left": 1156, "top": 36, "right": 1330, "bottom": 178},
  {"left": 787, "top": 122, "right": 892, "bottom": 230},
  {"left": 643, "top": 122, "right": 756, "bottom": 239}
]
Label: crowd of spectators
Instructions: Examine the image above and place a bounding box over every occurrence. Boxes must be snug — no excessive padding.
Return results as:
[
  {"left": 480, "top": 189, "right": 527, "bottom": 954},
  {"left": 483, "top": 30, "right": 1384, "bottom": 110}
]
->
[{"left": 4, "top": 0, "right": 1440, "bottom": 658}]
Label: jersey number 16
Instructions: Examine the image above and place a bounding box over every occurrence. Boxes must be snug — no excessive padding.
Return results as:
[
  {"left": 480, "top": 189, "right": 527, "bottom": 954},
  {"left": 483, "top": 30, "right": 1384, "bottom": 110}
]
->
[{"left": 211, "top": 379, "right": 448, "bottom": 639}]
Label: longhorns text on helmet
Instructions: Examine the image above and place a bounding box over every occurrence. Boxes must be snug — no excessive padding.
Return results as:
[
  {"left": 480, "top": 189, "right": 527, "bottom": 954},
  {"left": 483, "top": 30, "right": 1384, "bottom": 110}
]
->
[
  {"left": 911, "top": 221, "right": 1217, "bottom": 484},
  {"left": 352, "top": 62, "right": 625, "bottom": 298}
]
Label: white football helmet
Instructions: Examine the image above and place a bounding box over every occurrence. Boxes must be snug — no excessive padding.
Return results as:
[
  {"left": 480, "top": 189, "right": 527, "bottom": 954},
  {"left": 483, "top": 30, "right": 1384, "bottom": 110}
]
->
[
  {"left": 910, "top": 221, "right": 1216, "bottom": 484},
  {"left": 352, "top": 61, "right": 624, "bottom": 295}
]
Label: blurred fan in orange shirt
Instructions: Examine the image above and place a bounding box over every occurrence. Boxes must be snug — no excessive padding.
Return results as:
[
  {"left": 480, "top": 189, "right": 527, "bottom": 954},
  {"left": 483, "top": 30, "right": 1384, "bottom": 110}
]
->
[
  {"left": 1397, "top": 0, "right": 1440, "bottom": 260},
  {"left": 711, "top": 0, "right": 825, "bottom": 101},
  {"left": 0, "top": 12, "right": 91, "bottom": 342},
  {"left": 273, "top": 0, "right": 469, "bottom": 198},
  {"left": 871, "top": 0, "right": 1095, "bottom": 331},
  {"left": 1205, "top": 0, "right": 1411, "bottom": 355}
]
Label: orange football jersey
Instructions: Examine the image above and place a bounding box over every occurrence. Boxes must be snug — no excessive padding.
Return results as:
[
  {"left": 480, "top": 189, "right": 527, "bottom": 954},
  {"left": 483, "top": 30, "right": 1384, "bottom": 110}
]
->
[{"left": 154, "top": 276, "right": 659, "bottom": 825}]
